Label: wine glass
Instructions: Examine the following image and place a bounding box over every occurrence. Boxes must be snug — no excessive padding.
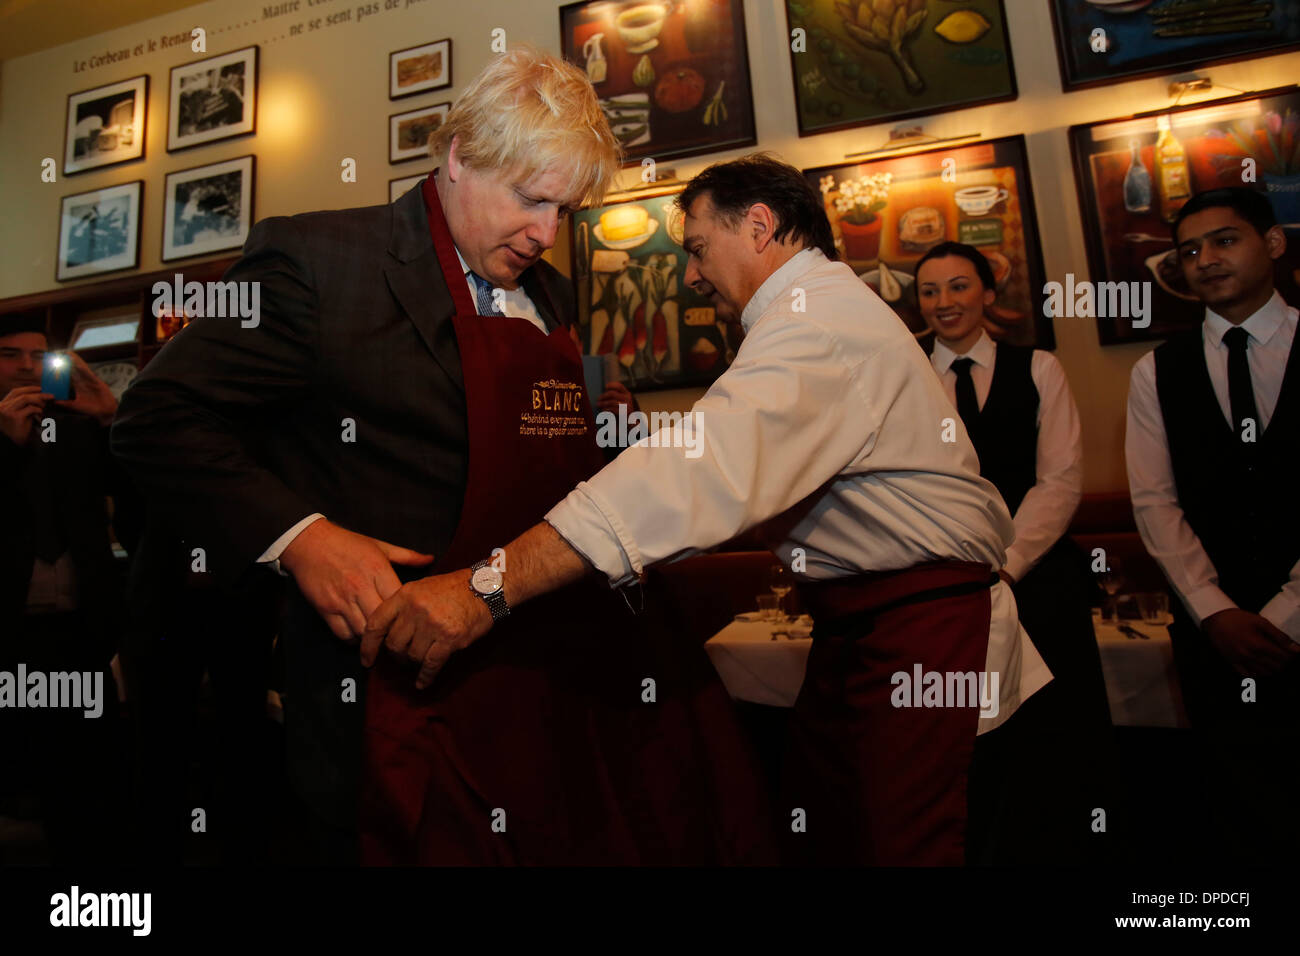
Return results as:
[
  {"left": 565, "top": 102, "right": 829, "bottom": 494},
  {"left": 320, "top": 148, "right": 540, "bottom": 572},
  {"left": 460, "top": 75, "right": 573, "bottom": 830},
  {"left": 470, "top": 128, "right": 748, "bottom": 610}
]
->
[
  {"left": 769, "top": 565, "right": 793, "bottom": 622},
  {"left": 1098, "top": 556, "right": 1126, "bottom": 623}
]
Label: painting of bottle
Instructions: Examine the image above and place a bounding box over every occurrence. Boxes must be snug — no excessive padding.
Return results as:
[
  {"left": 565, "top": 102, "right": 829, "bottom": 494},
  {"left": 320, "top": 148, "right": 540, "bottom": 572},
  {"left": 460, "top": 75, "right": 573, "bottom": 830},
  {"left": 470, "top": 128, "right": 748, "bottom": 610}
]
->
[
  {"left": 1123, "top": 141, "right": 1152, "bottom": 214},
  {"left": 1155, "top": 115, "right": 1191, "bottom": 223}
]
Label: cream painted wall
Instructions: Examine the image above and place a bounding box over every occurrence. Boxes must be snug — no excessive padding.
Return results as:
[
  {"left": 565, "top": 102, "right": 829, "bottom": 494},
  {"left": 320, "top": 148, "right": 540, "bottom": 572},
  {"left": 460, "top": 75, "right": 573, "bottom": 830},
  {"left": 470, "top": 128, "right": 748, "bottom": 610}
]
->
[{"left": 2, "top": 0, "right": 1297, "bottom": 492}]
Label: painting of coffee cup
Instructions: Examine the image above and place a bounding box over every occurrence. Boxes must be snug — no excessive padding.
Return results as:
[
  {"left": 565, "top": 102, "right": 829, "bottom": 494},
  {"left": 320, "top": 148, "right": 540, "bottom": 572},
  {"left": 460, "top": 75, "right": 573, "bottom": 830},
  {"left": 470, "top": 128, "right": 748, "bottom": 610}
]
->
[
  {"left": 616, "top": 2, "right": 671, "bottom": 54},
  {"left": 954, "top": 186, "right": 1010, "bottom": 216},
  {"left": 1144, "top": 249, "right": 1197, "bottom": 301}
]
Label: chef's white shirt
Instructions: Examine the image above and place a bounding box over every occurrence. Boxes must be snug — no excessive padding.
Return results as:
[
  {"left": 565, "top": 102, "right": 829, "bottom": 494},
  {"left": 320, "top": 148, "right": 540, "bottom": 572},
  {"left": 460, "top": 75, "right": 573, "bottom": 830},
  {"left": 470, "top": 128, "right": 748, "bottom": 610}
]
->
[
  {"left": 930, "top": 330, "right": 1084, "bottom": 583},
  {"left": 1125, "top": 291, "right": 1300, "bottom": 641},
  {"left": 547, "top": 247, "right": 1051, "bottom": 732}
]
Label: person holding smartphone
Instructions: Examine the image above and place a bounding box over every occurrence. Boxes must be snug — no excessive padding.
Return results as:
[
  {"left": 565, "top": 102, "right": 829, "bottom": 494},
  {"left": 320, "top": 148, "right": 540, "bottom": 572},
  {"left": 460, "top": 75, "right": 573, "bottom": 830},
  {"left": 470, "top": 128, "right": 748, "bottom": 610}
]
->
[{"left": 0, "top": 314, "right": 137, "bottom": 863}]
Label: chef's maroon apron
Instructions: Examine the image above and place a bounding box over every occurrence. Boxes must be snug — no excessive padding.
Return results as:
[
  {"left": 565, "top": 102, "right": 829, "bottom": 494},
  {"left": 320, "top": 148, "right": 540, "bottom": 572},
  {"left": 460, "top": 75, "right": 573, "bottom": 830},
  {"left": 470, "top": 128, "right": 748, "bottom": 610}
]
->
[
  {"left": 360, "top": 176, "right": 773, "bottom": 865},
  {"left": 782, "top": 561, "right": 997, "bottom": 866}
]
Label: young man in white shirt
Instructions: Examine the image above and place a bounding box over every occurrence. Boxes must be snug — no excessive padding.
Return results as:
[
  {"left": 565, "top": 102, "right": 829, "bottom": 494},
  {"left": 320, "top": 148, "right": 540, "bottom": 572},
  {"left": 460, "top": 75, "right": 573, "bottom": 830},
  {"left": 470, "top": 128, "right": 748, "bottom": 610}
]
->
[
  {"left": 361, "top": 154, "right": 1051, "bottom": 865},
  {"left": 1125, "top": 187, "right": 1300, "bottom": 861}
]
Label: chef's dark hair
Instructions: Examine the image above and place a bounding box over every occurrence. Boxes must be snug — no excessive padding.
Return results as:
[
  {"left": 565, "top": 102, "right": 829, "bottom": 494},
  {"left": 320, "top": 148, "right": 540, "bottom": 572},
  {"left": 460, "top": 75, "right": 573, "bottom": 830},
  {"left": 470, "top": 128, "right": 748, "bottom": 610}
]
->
[
  {"left": 1173, "top": 187, "right": 1276, "bottom": 242},
  {"left": 677, "top": 154, "right": 838, "bottom": 260},
  {"left": 915, "top": 241, "right": 996, "bottom": 292}
]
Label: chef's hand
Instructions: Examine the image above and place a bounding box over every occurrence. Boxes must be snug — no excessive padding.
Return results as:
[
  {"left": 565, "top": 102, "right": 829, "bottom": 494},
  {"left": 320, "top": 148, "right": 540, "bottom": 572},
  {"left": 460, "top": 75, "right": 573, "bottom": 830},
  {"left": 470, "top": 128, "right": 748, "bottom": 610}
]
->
[
  {"left": 0, "top": 385, "right": 52, "bottom": 445},
  {"left": 361, "top": 570, "right": 494, "bottom": 689},
  {"left": 279, "top": 518, "right": 435, "bottom": 642},
  {"left": 596, "top": 381, "right": 638, "bottom": 415},
  {"left": 51, "top": 351, "right": 117, "bottom": 426},
  {"left": 1202, "top": 608, "right": 1299, "bottom": 677}
]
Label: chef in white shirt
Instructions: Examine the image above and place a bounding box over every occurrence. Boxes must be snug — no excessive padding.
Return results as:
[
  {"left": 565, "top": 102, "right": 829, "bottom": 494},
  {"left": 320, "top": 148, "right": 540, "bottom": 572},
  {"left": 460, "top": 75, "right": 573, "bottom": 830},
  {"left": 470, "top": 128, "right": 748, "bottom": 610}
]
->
[
  {"left": 1126, "top": 187, "right": 1299, "bottom": 861},
  {"left": 361, "top": 154, "right": 1050, "bottom": 865},
  {"left": 918, "top": 241, "right": 1112, "bottom": 863}
]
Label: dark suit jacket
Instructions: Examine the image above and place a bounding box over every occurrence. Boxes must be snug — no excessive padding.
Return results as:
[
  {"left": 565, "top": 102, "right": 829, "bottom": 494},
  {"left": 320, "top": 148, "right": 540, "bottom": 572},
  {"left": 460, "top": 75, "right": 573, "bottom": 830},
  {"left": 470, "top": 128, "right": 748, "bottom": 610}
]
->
[
  {"left": 112, "top": 180, "right": 574, "bottom": 585},
  {"left": 1, "top": 411, "right": 138, "bottom": 655},
  {"left": 110, "top": 181, "right": 575, "bottom": 846}
]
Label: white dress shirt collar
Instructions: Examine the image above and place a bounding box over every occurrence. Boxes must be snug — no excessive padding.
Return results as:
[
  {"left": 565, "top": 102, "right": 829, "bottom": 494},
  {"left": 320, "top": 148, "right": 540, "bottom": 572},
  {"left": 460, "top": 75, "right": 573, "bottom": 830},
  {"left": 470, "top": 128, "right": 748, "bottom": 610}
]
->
[
  {"left": 931, "top": 329, "right": 996, "bottom": 375},
  {"left": 1205, "top": 289, "right": 1289, "bottom": 349},
  {"left": 740, "top": 247, "right": 825, "bottom": 333}
]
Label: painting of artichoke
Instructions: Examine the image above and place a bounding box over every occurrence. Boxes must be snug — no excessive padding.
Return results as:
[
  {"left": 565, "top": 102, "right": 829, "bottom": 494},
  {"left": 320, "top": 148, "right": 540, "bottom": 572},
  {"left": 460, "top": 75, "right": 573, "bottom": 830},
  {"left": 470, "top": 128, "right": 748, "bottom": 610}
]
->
[{"left": 834, "top": 0, "right": 929, "bottom": 93}]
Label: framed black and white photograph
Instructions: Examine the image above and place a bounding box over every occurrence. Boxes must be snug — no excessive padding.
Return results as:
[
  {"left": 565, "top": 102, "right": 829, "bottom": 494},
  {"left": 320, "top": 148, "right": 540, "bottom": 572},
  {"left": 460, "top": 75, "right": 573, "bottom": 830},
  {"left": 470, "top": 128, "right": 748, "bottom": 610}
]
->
[
  {"left": 162, "top": 155, "right": 254, "bottom": 262},
  {"left": 168, "top": 45, "right": 257, "bottom": 151},
  {"left": 63, "top": 75, "right": 147, "bottom": 175},
  {"left": 56, "top": 181, "right": 142, "bottom": 281},
  {"left": 390, "top": 172, "right": 428, "bottom": 203},
  {"left": 390, "top": 38, "right": 451, "bottom": 99},
  {"left": 389, "top": 102, "right": 450, "bottom": 164}
]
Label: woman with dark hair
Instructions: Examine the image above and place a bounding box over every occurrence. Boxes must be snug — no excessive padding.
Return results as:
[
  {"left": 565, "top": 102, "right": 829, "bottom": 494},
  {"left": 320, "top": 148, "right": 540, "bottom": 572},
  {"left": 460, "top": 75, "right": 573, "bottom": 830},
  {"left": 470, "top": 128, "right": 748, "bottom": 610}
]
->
[{"left": 915, "top": 241, "right": 1113, "bottom": 863}]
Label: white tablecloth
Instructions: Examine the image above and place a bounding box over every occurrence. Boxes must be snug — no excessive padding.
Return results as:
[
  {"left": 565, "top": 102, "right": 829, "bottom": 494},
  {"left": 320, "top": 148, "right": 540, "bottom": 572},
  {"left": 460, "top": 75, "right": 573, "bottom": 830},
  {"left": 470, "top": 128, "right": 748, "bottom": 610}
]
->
[
  {"left": 1092, "top": 619, "right": 1188, "bottom": 728},
  {"left": 704, "top": 616, "right": 1189, "bottom": 728},
  {"left": 702, "top": 619, "right": 812, "bottom": 708}
]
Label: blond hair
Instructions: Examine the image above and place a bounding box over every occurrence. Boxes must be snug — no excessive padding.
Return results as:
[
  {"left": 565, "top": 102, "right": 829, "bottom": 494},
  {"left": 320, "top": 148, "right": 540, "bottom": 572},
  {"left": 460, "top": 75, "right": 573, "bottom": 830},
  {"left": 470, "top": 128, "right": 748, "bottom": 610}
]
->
[{"left": 429, "top": 45, "right": 620, "bottom": 207}]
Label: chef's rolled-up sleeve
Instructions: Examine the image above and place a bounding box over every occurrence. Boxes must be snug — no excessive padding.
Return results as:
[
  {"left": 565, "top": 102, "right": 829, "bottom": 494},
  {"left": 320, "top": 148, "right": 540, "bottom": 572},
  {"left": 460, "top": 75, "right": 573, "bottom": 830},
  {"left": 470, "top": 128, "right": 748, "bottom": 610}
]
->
[{"left": 545, "top": 313, "right": 883, "bottom": 587}]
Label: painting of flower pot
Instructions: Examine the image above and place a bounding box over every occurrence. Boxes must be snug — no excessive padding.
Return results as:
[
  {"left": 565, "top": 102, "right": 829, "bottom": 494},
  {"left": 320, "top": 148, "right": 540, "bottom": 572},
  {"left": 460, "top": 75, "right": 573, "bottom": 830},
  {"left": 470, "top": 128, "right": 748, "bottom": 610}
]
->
[
  {"left": 784, "top": 0, "right": 1017, "bottom": 136},
  {"left": 829, "top": 172, "right": 891, "bottom": 260},
  {"left": 807, "top": 135, "right": 1052, "bottom": 349},
  {"left": 1069, "top": 86, "right": 1300, "bottom": 345}
]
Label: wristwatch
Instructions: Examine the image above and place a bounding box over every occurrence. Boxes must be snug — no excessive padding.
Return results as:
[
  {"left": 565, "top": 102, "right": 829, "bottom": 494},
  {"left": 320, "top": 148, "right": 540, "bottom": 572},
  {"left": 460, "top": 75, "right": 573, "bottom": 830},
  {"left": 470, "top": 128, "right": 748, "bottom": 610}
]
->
[{"left": 468, "top": 559, "right": 510, "bottom": 621}]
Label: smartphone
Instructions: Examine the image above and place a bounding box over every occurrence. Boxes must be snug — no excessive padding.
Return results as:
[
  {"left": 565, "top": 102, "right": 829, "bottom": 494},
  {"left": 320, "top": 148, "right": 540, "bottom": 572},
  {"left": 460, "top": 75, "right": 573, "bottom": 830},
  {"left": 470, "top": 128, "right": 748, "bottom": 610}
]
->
[{"left": 41, "top": 352, "right": 73, "bottom": 401}]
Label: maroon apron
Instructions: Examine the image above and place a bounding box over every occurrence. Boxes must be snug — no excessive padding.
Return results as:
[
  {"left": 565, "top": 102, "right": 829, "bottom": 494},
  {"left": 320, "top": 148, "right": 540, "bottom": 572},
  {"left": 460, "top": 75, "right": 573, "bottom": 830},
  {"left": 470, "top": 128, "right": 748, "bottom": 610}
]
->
[
  {"left": 782, "top": 561, "right": 996, "bottom": 866},
  {"left": 360, "top": 177, "right": 774, "bottom": 865}
]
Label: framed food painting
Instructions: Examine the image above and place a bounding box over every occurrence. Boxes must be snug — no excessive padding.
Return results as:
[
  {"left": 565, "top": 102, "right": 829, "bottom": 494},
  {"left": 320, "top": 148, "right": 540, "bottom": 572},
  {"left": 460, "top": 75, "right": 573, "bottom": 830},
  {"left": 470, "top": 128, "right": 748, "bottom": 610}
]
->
[
  {"left": 783, "top": 0, "right": 1017, "bottom": 136},
  {"left": 1050, "top": 0, "right": 1300, "bottom": 92},
  {"left": 804, "top": 134, "right": 1051, "bottom": 348},
  {"left": 390, "top": 172, "right": 428, "bottom": 203},
  {"left": 571, "top": 184, "right": 742, "bottom": 390},
  {"left": 389, "top": 38, "right": 452, "bottom": 99},
  {"left": 1070, "top": 86, "right": 1300, "bottom": 345},
  {"left": 390, "top": 102, "right": 450, "bottom": 163},
  {"left": 559, "top": 0, "right": 756, "bottom": 164}
]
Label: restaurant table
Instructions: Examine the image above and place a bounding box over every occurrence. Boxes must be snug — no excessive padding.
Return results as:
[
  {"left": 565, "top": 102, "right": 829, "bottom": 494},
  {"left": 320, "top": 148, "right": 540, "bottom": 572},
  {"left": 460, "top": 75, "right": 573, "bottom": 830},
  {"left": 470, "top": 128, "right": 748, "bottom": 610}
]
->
[
  {"left": 1091, "top": 617, "right": 1188, "bottom": 729},
  {"left": 704, "top": 613, "right": 1189, "bottom": 728}
]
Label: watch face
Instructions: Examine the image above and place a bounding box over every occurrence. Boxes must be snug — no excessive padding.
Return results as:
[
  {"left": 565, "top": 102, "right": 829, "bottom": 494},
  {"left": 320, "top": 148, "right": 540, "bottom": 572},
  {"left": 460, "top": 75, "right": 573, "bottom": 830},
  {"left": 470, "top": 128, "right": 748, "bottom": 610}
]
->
[{"left": 471, "top": 566, "right": 503, "bottom": 595}]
